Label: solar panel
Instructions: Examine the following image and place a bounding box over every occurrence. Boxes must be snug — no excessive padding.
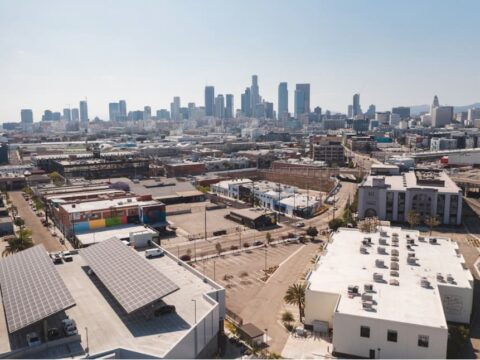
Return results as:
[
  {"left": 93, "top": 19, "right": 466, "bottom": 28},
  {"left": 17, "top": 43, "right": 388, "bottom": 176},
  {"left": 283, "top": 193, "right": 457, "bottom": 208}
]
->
[
  {"left": 0, "top": 245, "right": 76, "bottom": 333},
  {"left": 80, "top": 238, "right": 179, "bottom": 314}
]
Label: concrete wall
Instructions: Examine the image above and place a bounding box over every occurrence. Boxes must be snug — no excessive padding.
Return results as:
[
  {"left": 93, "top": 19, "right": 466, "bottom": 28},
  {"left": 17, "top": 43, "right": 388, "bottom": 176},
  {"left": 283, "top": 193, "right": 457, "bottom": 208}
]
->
[
  {"left": 304, "top": 289, "right": 340, "bottom": 327},
  {"left": 438, "top": 283, "right": 473, "bottom": 324},
  {"left": 332, "top": 313, "right": 448, "bottom": 359}
]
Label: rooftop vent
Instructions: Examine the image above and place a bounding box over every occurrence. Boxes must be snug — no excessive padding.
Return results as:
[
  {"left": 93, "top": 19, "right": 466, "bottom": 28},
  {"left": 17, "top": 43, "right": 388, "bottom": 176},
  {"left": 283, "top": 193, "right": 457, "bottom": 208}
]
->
[
  {"left": 446, "top": 274, "right": 455, "bottom": 283},
  {"left": 375, "top": 259, "right": 385, "bottom": 268},
  {"left": 421, "top": 277, "right": 431, "bottom": 288},
  {"left": 362, "top": 301, "right": 373, "bottom": 310},
  {"left": 364, "top": 284, "right": 374, "bottom": 292},
  {"left": 377, "top": 246, "right": 387, "bottom": 255},
  {"left": 437, "top": 273, "right": 445, "bottom": 283},
  {"left": 389, "top": 279, "right": 399, "bottom": 286}
]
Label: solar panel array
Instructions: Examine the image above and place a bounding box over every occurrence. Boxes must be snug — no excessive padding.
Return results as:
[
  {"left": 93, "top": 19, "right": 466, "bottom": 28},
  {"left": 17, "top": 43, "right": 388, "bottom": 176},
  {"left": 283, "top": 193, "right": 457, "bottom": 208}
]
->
[
  {"left": 80, "top": 238, "right": 179, "bottom": 314},
  {"left": 0, "top": 245, "right": 76, "bottom": 333}
]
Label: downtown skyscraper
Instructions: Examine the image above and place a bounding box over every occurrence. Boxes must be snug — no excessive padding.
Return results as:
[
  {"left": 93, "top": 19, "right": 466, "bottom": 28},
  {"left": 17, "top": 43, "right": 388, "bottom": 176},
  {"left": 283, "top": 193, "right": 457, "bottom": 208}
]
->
[
  {"left": 225, "top": 94, "right": 234, "bottom": 119},
  {"left": 294, "top": 83, "right": 310, "bottom": 117},
  {"left": 79, "top": 100, "right": 89, "bottom": 123},
  {"left": 205, "top": 86, "right": 215, "bottom": 116},
  {"left": 278, "top": 82, "right": 288, "bottom": 120},
  {"left": 352, "top": 93, "right": 362, "bottom": 117}
]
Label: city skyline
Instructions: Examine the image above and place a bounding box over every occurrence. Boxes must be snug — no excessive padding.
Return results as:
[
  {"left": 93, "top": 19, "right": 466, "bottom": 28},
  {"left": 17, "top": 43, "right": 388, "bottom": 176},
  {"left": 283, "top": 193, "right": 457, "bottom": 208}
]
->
[{"left": 1, "top": 0, "right": 480, "bottom": 122}]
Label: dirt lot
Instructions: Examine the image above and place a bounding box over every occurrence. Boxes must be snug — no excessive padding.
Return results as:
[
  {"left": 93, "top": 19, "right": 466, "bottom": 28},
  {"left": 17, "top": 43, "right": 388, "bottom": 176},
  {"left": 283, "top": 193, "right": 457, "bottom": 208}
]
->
[{"left": 168, "top": 207, "right": 238, "bottom": 236}]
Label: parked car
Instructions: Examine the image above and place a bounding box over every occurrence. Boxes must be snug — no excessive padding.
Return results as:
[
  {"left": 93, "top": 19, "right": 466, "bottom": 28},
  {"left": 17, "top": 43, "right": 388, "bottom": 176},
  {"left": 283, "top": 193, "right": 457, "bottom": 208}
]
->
[
  {"left": 50, "top": 252, "right": 63, "bottom": 264},
  {"left": 253, "top": 241, "right": 263, "bottom": 246},
  {"left": 121, "top": 240, "right": 131, "bottom": 246},
  {"left": 295, "top": 222, "right": 305, "bottom": 228},
  {"left": 26, "top": 332, "right": 41, "bottom": 347},
  {"left": 62, "top": 318, "right": 78, "bottom": 336},
  {"left": 145, "top": 248, "right": 164, "bottom": 259},
  {"left": 154, "top": 305, "right": 176, "bottom": 316},
  {"left": 62, "top": 251, "right": 73, "bottom": 262},
  {"left": 47, "top": 327, "right": 60, "bottom": 340}
]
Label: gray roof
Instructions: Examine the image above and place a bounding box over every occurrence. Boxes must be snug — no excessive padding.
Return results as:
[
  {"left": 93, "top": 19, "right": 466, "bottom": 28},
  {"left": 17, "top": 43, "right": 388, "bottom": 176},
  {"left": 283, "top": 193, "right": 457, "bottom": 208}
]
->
[
  {"left": 0, "top": 245, "right": 76, "bottom": 333},
  {"left": 80, "top": 238, "right": 179, "bottom": 314}
]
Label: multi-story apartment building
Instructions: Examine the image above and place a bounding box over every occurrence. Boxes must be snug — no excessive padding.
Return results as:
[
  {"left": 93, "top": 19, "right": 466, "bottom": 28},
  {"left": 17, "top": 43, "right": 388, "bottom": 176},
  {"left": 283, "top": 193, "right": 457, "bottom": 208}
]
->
[{"left": 310, "top": 136, "right": 346, "bottom": 166}]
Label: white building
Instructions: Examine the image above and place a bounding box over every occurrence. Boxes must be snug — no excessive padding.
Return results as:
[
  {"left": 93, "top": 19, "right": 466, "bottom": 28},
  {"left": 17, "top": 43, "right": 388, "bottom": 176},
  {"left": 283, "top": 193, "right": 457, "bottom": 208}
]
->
[
  {"left": 304, "top": 227, "right": 473, "bottom": 359},
  {"left": 358, "top": 170, "right": 462, "bottom": 225},
  {"left": 211, "top": 178, "right": 252, "bottom": 199},
  {"left": 430, "top": 138, "right": 457, "bottom": 151},
  {"left": 279, "top": 194, "right": 321, "bottom": 217},
  {"left": 432, "top": 106, "right": 453, "bottom": 128}
]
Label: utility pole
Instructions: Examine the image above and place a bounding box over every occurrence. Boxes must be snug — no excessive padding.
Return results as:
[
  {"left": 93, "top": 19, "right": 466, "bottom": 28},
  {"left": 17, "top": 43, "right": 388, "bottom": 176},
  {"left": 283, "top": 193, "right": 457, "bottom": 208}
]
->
[{"left": 204, "top": 205, "right": 207, "bottom": 243}]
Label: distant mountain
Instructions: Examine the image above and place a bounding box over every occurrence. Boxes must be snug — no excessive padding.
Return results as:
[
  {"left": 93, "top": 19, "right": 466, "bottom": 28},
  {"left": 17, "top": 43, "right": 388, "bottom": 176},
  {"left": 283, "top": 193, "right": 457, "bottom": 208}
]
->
[{"left": 409, "top": 103, "right": 480, "bottom": 116}]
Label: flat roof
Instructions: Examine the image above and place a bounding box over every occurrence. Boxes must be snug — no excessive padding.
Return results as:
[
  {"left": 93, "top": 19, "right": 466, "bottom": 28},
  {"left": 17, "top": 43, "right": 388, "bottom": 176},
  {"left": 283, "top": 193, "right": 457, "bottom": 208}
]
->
[
  {"left": 46, "top": 189, "right": 125, "bottom": 201},
  {"left": 58, "top": 249, "right": 220, "bottom": 357},
  {"left": 362, "top": 170, "right": 461, "bottom": 193},
  {"left": 230, "top": 208, "right": 274, "bottom": 221},
  {"left": 75, "top": 224, "right": 158, "bottom": 246},
  {"left": 0, "top": 245, "right": 75, "bottom": 333},
  {"left": 307, "top": 227, "right": 473, "bottom": 328},
  {"left": 61, "top": 197, "right": 158, "bottom": 213},
  {"left": 80, "top": 238, "right": 179, "bottom": 314}
]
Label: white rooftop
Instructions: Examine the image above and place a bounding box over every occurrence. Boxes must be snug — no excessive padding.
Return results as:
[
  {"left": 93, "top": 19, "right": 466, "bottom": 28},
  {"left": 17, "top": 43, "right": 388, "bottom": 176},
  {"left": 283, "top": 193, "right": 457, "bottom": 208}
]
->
[
  {"left": 280, "top": 194, "right": 320, "bottom": 208},
  {"left": 307, "top": 226, "right": 473, "bottom": 329},
  {"left": 362, "top": 170, "right": 461, "bottom": 193},
  {"left": 61, "top": 197, "right": 158, "bottom": 213},
  {"left": 75, "top": 224, "right": 157, "bottom": 246}
]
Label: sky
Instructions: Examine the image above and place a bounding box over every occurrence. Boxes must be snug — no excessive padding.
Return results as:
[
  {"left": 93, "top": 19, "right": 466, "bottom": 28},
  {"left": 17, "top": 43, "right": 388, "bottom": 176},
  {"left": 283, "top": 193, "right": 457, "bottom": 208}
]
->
[{"left": 0, "top": 0, "right": 479, "bottom": 122}]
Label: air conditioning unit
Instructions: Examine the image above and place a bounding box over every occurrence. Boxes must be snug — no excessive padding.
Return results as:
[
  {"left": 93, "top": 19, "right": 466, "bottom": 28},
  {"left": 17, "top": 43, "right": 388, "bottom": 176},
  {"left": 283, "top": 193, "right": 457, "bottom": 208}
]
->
[
  {"left": 380, "top": 230, "right": 387, "bottom": 237},
  {"left": 377, "top": 246, "right": 386, "bottom": 254},
  {"left": 429, "top": 238, "right": 437, "bottom": 244},
  {"left": 375, "top": 259, "right": 385, "bottom": 268},
  {"left": 363, "top": 301, "right": 373, "bottom": 310},
  {"left": 389, "top": 279, "right": 400, "bottom": 286},
  {"left": 390, "top": 270, "right": 399, "bottom": 277},
  {"left": 362, "top": 293, "right": 373, "bottom": 301},
  {"left": 392, "top": 249, "right": 399, "bottom": 256},
  {"left": 391, "top": 256, "right": 399, "bottom": 262},
  {"left": 447, "top": 274, "right": 454, "bottom": 283},
  {"left": 391, "top": 262, "right": 399, "bottom": 270},
  {"left": 360, "top": 246, "right": 368, "bottom": 254},
  {"left": 437, "top": 273, "right": 445, "bottom": 282},
  {"left": 373, "top": 273, "right": 383, "bottom": 282},
  {"left": 418, "top": 236, "right": 426, "bottom": 242},
  {"left": 348, "top": 285, "right": 359, "bottom": 294},
  {"left": 421, "top": 277, "right": 430, "bottom": 288},
  {"left": 364, "top": 284, "right": 374, "bottom": 292},
  {"left": 379, "top": 238, "right": 387, "bottom": 245},
  {"left": 407, "top": 256, "right": 417, "bottom": 265}
]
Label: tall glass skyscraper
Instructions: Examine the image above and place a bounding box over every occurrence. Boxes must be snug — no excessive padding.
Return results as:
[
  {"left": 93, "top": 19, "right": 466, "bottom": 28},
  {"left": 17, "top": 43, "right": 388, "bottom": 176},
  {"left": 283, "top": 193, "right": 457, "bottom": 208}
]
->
[
  {"left": 278, "top": 82, "right": 288, "bottom": 120},
  {"left": 205, "top": 86, "right": 215, "bottom": 116},
  {"left": 225, "top": 94, "right": 234, "bottom": 119},
  {"left": 79, "top": 100, "right": 89, "bottom": 123},
  {"left": 294, "top": 83, "right": 310, "bottom": 117}
]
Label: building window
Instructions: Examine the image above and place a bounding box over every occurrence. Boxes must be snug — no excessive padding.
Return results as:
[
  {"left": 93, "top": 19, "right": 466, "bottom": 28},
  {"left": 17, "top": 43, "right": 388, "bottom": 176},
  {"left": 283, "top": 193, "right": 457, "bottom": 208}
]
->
[
  {"left": 418, "top": 335, "right": 429, "bottom": 348},
  {"left": 360, "top": 326, "right": 370, "bottom": 338},
  {"left": 387, "top": 330, "right": 398, "bottom": 342}
]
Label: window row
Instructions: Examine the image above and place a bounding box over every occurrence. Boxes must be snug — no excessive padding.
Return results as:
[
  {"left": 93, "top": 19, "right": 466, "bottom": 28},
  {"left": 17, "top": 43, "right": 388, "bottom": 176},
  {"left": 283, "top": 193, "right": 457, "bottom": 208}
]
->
[{"left": 360, "top": 326, "right": 429, "bottom": 348}]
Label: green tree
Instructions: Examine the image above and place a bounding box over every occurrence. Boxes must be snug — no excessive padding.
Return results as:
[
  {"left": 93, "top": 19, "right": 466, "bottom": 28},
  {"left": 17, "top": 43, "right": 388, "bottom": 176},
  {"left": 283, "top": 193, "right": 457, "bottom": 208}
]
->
[
  {"left": 2, "top": 229, "right": 34, "bottom": 257},
  {"left": 281, "top": 311, "right": 294, "bottom": 324},
  {"left": 48, "top": 171, "right": 64, "bottom": 186},
  {"left": 215, "top": 242, "right": 223, "bottom": 255},
  {"left": 306, "top": 226, "right": 318, "bottom": 240},
  {"left": 265, "top": 232, "right": 272, "bottom": 245},
  {"left": 407, "top": 210, "right": 420, "bottom": 229},
  {"left": 424, "top": 215, "right": 440, "bottom": 235},
  {"left": 13, "top": 217, "right": 24, "bottom": 227},
  {"left": 328, "top": 218, "right": 345, "bottom": 231},
  {"left": 284, "top": 283, "right": 306, "bottom": 321}
]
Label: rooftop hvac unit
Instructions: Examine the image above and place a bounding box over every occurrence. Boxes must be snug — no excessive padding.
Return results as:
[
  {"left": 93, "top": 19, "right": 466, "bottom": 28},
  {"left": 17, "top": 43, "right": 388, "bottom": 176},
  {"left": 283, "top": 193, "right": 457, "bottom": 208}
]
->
[
  {"left": 408, "top": 252, "right": 415, "bottom": 257},
  {"left": 391, "top": 262, "right": 399, "bottom": 270},
  {"left": 389, "top": 279, "right": 400, "bottom": 286},
  {"left": 373, "top": 273, "right": 383, "bottom": 282},
  {"left": 360, "top": 246, "right": 368, "bottom": 254},
  {"left": 392, "top": 233, "right": 399, "bottom": 237},
  {"left": 380, "top": 230, "right": 388, "bottom": 237},
  {"left": 418, "top": 236, "right": 426, "bottom": 242},
  {"left": 392, "top": 249, "right": 399, "bottom": 256},
  {"left": 407, "top": 256, "right": 417, "bottom": 265},
  {"left": 390, "top": 270, "right": 399, "bottom": 277},
  {"left": 348, "top": 285, "right": 359, "bottom": 294},
  {"left": 364, "top": 237, "right": 372, "bottom": 243},
  {"left": 362, "top": 240, "right": 370, "bottom": 246},
  {"left": 379, "top": 238, "right": 387, "bottom": 245},
  {"left": 375, "top": 259, "right": 385, "bottom": 268},
  {"left": 362, "top": 301, "right": 373, "bottom": 310},
  {"left": 127, "top": 198, "right": 133, "bottom": 203},
  {"left": 392, "top": 237, "right": 399, "bottom": 243},
  {"left": 406, "top": 234, "right": 410, "bottom": 239},
  {"left": 377, "top": 246, "right": 386, "bottom": 254},
  {"left": 421, "top": 277, "right": 430, "bottom": 288},
  {"left": 362, "top": 293, "right": 373, "bottom": 301},
  {"left": 407, "top": 239, "right": 415, "bottom": 245},
  {"left": 447, "top": 274, "right": 454, "bottom": 283},
  {"left": 364, "top": 284, "right": 374, "bottom": 292},
  {"left": 437, "top": 273, "right": 445, "bottom": 282},
  {"left": 429, "top": 238, "right": 437, "bottom": 244},
  {"left": 391, "top": 256, "right": 399, "bottom": 262}
]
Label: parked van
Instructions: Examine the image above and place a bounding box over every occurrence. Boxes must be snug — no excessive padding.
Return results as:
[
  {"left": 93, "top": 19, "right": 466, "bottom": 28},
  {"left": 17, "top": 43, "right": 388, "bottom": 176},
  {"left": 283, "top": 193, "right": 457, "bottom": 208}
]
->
[{"left": 145, "top": 248, "right": 164, "bottom": 259}]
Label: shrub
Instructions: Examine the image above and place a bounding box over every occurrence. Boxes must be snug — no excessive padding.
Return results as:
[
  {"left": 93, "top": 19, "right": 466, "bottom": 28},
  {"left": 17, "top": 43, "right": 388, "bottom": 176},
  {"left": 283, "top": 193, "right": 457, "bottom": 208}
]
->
[
  {"left": 180, "top": 254, "right": 191, "bottom": 261},
  {"left": 230, "top": 245, "right": 238, "bottom": 251},
  {"left": 243, "top": 242, "right": 250, "bottom": 248}
]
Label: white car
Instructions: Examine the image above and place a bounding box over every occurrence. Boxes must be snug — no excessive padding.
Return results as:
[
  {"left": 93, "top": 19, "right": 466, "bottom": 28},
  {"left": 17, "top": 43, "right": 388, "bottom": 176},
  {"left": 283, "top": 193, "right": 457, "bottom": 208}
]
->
[
  {"left": 26, "top": 332, "right": 41, "bottom": 347},
  {"left": 62, "top": 251, "right": 73, "bottom": 262},
  {"left": 62, "top": 318, "right": 78, "bottom": 336}
]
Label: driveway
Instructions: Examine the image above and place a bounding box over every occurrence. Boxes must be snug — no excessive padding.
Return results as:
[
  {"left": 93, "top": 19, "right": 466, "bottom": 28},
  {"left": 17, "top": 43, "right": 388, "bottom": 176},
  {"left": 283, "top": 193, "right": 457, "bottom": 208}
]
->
[{"left": 9, "top": 191, "right": 64, "bottom": 252}]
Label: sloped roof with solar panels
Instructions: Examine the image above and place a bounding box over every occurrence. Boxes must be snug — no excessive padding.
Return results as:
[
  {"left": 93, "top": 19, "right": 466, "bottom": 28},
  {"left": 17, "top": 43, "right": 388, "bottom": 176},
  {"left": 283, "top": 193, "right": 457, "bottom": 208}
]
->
[
  {"left": 80, "top": 238, "right": 179, "bottom": 314},
  {"left": 0, "top": 245, "right": 76, "bottom": 333}
]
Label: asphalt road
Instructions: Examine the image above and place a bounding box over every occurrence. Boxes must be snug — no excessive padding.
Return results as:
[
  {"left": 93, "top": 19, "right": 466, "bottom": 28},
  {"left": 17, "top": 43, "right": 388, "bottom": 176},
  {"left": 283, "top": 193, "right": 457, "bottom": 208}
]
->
[{"left": 9, "top": 191, "right": 64, "bottom": 252}]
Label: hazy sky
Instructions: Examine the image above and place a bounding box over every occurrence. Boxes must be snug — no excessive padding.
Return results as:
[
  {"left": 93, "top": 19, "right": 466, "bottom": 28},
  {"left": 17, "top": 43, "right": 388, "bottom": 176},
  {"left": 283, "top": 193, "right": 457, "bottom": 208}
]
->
[{"left": 1, "top": 0, "right": 479, "bottom": 122}]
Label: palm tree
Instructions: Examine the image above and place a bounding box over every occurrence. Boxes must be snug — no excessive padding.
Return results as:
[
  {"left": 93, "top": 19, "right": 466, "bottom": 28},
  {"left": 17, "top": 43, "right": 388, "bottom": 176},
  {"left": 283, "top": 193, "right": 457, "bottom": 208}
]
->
[
  {"left": 425, "top": 215, "right": 440, "bottom": 235},
  {"left": 2, "top": 229, "right": 34, "bottom": 257},
  {"left": 284, "top": 283, "right": 306, "bottom": 321}
]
